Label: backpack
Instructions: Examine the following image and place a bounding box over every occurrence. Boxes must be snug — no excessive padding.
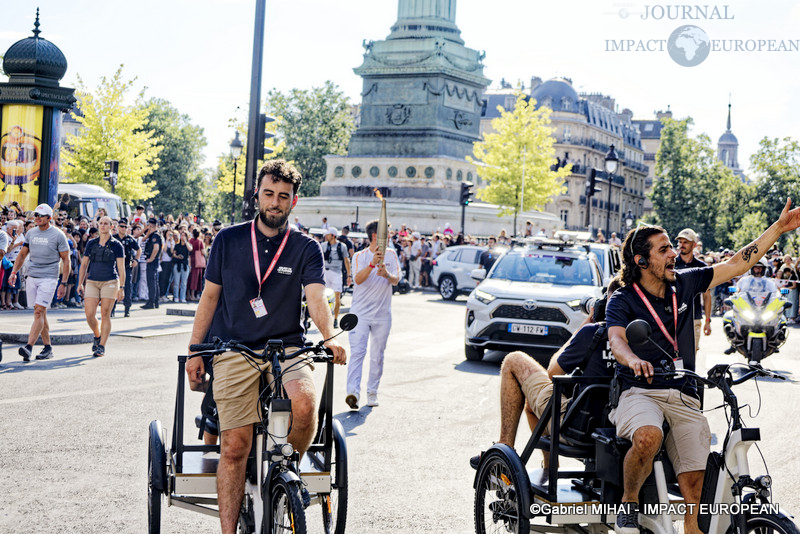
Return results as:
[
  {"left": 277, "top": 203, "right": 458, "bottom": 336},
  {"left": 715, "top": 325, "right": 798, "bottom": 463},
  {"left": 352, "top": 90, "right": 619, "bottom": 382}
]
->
[{"left": 324, "top": 242, "right": 345, "bottom": 265}]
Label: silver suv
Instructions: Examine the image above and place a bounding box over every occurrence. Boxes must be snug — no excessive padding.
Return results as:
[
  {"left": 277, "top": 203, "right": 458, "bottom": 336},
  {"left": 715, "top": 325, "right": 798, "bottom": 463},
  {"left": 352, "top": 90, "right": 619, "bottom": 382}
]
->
[{"left": 464, "top": 240, "right": 604, "bottom": 363}]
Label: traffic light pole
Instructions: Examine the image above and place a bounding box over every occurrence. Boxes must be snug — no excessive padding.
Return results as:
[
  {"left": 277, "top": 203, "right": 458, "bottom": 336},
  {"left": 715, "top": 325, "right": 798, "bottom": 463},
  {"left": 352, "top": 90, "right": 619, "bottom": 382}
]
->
[
  {"left": 243, "top": 0, "right": 266, "bottom": 221},
  {"left": 460, "top": 204, "right": 466, "bottom": 237}
]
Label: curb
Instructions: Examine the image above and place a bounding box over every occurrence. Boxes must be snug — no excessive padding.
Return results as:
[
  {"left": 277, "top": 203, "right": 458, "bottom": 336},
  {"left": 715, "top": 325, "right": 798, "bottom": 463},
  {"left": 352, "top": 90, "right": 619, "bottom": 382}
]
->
[
  {"left": 0, "top": 332, "right": 95, "bottom": 345},
  {"left": 166, "top": 308, "right": 196, "bottom": 317}
]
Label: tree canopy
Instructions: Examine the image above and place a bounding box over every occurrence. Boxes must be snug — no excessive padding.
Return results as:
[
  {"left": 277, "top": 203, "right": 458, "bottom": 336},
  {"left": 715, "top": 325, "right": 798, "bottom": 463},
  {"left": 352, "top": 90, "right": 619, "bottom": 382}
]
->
[
  {"left": 469, "top": 92, "right": 571, "bottom": 218},
  {"left": 139, "top": 98, "right": 207, "bottom": 216},
  {"left": 265, "top": 81, "right": 355, "bottom": 197},
  {"left": 60, "top": 66, "right": 162, "bottom": 202}
]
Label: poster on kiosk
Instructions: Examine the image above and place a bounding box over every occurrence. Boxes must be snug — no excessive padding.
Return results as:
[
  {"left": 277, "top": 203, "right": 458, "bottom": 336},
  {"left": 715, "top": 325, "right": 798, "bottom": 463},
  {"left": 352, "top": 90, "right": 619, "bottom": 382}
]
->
[{"left": 0, "top": 104, "right": 45, "bottom": 210}]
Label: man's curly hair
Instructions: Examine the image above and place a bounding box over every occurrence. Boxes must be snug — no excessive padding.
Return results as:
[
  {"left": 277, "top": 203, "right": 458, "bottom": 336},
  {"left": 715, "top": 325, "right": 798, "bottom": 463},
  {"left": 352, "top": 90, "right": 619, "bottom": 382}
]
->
[
  {"left": 620, "top": 225, "right": 668, "bottom": 286},
  {"left": 256, "top": 159, "right": 303, "bottom": 196}
]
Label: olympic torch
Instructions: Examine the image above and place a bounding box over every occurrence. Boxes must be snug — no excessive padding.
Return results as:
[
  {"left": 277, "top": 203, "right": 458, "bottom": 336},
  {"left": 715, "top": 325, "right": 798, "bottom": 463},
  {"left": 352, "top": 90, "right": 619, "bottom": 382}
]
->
[{"left": 374, "top": 188, "right": 388, "bottom": 264}]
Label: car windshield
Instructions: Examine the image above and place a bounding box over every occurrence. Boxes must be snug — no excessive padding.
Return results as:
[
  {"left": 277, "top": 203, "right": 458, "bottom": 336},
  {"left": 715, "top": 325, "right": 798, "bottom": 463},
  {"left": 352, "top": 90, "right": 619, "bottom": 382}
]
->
[{"left": 489, "top": 253, "right": 596, "bottom": 286}]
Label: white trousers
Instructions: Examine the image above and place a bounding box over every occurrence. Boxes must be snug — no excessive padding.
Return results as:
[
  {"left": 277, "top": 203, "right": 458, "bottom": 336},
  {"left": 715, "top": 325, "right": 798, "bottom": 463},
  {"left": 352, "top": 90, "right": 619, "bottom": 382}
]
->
[
  {"left": 346, "top": 317, "right": 391, "bottom": 395},
  {"left": 138, "top": 262, "right": 148, "bottom": 300},
  {"left": 409, "top": 259, "right": 421, "bottom": 288}
]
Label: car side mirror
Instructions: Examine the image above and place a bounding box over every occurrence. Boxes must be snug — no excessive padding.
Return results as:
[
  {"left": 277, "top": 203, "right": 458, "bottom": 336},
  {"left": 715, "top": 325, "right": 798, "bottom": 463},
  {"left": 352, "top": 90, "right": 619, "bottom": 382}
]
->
[{"left": 470, "top": 268, "right": 486, "bottom": 282}]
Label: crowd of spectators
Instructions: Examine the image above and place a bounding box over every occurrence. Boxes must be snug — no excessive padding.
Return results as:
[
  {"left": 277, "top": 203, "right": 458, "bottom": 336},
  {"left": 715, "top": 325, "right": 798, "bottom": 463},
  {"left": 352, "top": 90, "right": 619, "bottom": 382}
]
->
[{"left": 0, "top": 200, "right": 222, "bottom": 312}]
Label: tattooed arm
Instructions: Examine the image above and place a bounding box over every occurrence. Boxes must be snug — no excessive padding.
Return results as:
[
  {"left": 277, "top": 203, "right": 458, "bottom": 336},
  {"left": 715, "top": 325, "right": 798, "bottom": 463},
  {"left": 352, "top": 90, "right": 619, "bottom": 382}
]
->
[{"left": 711, "top": 198, "right": 800, "bottom": 289}]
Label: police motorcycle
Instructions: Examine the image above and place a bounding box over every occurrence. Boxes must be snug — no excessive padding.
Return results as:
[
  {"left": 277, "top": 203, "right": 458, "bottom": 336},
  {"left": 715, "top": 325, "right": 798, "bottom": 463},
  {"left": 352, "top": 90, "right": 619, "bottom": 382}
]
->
[
  {"left": 722, "top": 261, "right": 790, "bottom": 365},
  {"left": 473, "top": 318, "right": 799, "bottom": 534}
]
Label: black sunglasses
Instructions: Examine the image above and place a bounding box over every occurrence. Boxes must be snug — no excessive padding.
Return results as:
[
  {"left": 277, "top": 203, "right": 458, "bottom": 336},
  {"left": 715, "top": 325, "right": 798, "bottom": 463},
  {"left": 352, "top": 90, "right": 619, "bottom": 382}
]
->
[{"left": 33, "top": 212, "right": 49, "bottom": 218}]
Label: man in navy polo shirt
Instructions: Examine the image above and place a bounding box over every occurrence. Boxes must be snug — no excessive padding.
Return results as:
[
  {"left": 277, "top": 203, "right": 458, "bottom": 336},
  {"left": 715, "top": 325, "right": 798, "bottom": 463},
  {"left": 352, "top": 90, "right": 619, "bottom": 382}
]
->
[
  {"left": 186, "top": 159, "right": 346, "bottom": 534},
  {"left": 607, "top": 199, "right": 800, "bottom": 534}
]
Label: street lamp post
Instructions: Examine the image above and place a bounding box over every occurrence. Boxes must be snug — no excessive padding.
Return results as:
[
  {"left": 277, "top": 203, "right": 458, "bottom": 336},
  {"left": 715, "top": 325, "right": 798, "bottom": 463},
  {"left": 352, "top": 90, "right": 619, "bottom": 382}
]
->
[
  {"left": 230, "top": 131, "right": 244, "bottom": 226},
  {"left": 604, "top": 144, "right": 619, "bottom": 239},
  {"left": 625, "top": 209, "right": 634, "bottom": 235}
]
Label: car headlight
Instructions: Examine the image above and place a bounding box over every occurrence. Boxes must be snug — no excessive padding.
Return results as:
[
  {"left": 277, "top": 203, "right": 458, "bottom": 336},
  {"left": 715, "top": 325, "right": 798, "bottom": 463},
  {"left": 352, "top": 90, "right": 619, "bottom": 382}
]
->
[
  {"left": 566, "top": 299, "right": 582, "bottom": 311},
  {"left": 473, "top": 289, "right": 496, "bottom": 304}
]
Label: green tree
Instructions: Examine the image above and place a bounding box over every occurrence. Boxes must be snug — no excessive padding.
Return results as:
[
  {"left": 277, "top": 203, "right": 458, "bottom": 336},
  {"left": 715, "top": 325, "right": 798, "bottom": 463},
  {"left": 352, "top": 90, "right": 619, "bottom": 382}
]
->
[
  {"left": 714, "top": 173, "right": 756, "bottom": 249},
  {"left": 469, "top": 92, "right": 571, "bottom": 229},
  {"left": 730, "top": 211, "right": 768, "bottom": 250},
  {"left": 266, "top": 81, "right": 355, "bottom": 197},
  {"left": 139, "top": 98, "right": 207, "bottom": 216},
  {"left": 650, "top": 117, "right": 737, "bottom": 250},
  {"left": 750, "top": 137, "right": 800, "bottom": 225},
  {"left": 60, "top": 66, "right": 162, "bottom": 202}
]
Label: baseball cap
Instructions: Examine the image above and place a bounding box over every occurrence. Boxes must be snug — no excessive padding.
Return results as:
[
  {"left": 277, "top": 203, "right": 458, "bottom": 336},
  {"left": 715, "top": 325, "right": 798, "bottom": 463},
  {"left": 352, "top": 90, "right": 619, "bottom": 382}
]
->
[
  {"left": 119, "top": 217, "right": 129, "bottom": 225},
  {"left": 412, "top": 231, "right": 421, "bottom": 239},
  {"left": 324, "top": 227, "right": 338, "bottom": 237},
  {"left": 34, "top": 204, "right": 53, "bottom": 217},
  {"left": 147, "top": 217, "right": 158, "bottom": 225},
  {"left": 676, "top": 228, "right": 698, "bottom": 243}
]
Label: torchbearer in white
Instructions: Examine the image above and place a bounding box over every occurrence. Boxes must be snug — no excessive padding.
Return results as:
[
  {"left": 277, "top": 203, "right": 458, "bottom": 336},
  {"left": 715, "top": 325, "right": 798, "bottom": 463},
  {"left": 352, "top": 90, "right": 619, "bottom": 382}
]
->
[{"left": 345, "top": 191, "right": 400, "bottom": 410}]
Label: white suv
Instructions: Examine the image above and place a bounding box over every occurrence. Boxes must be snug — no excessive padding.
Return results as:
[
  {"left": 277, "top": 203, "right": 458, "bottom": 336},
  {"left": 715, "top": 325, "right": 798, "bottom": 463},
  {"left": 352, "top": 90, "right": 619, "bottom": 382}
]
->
[
  {"left": 464, "top": 241, "right": 604, "bottom": 363},
  {"left": 432, "top": 245, "right": 486, "bottom": 300}
]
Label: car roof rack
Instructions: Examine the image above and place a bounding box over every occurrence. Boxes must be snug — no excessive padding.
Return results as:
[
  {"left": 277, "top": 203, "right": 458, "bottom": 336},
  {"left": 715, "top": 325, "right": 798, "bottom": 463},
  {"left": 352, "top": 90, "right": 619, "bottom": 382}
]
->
[{"left": 516, "top": 236, "right": 591, "bottom": 254}]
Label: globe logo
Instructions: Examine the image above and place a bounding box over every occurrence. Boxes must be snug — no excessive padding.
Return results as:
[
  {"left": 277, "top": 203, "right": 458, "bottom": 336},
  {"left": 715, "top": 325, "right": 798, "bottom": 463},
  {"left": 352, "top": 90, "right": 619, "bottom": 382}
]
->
[{"left": 667, "top": 25, "right": 711, "bottom": 67}]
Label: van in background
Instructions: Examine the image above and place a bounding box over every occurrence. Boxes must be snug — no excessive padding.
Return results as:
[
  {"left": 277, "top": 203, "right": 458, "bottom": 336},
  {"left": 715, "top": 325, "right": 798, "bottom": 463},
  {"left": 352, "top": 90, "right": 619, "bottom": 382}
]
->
[{"left": 57, "top": 183, "right": 130, "bottom": 220}]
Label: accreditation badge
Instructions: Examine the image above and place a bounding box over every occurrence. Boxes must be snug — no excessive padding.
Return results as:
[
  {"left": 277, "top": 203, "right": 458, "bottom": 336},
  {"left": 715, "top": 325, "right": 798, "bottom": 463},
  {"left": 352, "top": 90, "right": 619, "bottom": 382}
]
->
[{"left": 250, "top": 297, "right": 268, "bottom": 318}]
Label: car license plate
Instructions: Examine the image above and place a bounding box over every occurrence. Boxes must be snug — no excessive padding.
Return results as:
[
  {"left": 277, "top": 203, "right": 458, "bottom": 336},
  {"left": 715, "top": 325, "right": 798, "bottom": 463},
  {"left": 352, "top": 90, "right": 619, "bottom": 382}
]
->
[{"left": 508, "top": 324, "right": 548, "bottom": 336}]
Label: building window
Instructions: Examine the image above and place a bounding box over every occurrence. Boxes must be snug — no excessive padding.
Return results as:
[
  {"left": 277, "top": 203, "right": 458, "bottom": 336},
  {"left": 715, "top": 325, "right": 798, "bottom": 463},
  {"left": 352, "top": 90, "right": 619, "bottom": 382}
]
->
[
  {"left": 564, "top": 125, "right": 571, "bottom": 142},
  {"left": 504, "top": 96, "right": 516, "bottom": 111},
  {"left": 561, "top": 97, "right": 572, "bottom": 111},
  {"left": 560, "top": 209, "right": 569, "bottom": 226},
  {"left": 562, "top": 181, "right": 569, "bottom": 195}
]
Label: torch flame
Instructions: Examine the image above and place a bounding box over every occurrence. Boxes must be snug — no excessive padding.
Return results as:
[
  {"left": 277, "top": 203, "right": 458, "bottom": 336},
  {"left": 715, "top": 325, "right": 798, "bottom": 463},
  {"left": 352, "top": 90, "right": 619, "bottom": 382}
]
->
[{"left": 374, "top": 188, "right": 384, "bottom": 201}]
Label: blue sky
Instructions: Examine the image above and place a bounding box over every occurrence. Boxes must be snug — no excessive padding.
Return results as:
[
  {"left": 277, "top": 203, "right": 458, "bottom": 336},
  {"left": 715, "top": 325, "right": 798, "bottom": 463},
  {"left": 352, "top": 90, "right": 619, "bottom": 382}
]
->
[{"left": 3, "top": 0, "right": 799, "bottom": 175}]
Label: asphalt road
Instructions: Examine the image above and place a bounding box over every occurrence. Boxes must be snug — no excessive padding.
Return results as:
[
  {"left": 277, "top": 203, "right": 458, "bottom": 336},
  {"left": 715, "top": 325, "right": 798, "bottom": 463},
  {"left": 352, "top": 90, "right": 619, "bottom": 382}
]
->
[{"left": 1, "top": 291, "right": 799, "bottom": 533}]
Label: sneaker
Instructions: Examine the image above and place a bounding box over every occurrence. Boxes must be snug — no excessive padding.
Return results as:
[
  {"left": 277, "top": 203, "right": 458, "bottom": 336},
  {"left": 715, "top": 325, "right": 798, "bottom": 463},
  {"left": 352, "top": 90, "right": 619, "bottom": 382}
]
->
[
  {"left": 124, "top": 308, "right": 130, "bottom": 318},
  {"left": 367, "top": 393, "right": 379, "bottom": 407},
  {"left": 333, "top": 318, "right": 339, "bottom": 329},
  {"left": 345, "top": 392, "right": 359, "bottom": 410},
  {"left": 13, "top": 303, "right": 24, "bottom": 310},
  {"left": 93, "top": 345, "right": 105, "bottom": 358},
  {"left": 140, "top": 303, "right": 155, "bottom": 310},
  {"left": 36, "top": 346, "right": 53, "bottom": 360},
  {"left": 92, "top": 337, "right": 101, "bottom": 353},
  {"left": 615, "top": 502, "right": 640, "bottom": 534},
  {"left": 19, "top": 345, "right": 32, "bottom": 362}
]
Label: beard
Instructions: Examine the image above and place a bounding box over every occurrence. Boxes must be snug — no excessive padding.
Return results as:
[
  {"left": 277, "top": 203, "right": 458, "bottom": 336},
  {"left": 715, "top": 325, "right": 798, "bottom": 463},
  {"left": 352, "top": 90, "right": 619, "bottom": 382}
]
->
[{"left": 259, "top": 207, "right": 290, "bottom": 229}]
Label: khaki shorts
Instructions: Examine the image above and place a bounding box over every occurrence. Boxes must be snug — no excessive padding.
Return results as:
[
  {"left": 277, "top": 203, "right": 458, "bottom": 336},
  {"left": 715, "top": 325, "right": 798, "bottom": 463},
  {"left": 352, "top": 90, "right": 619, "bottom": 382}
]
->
[
  {"left": 85, "top": 279, "right": 120, "bottom": 300},
  {"left": 609, "top": 387, "right": 711, "bottom": 475},
  {"left": 521, "top": 371, "right": 569, "bottom": 422},
  {"left": 212, "top": 347, "right": 314, "bottom": 432}
]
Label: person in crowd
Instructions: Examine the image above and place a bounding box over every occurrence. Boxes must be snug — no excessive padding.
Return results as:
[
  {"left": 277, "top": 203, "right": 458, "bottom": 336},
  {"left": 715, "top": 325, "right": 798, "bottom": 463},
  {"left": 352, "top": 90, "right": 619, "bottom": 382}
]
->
[
  {"left": 112, "top": 218, "right": 141, "bottom": 317},
  {"left": 171, "top": 230, "right": 191, "bottom": 303},
  {"left": 674, "top": 228, "right": 712, "bottom": 352},
  {"left": 606, "top": 199, "right": 800, "bottom": 534},
  {"left": 132, "top": 205, "right": 146, "bottom": 226},
  {"left": 524, "top": 220, "right": 533, "bottom": 237},
  {"left": 419, "top": 236, "right": 431, "bottom": 287},
  {"left": 609, "top": 232, "right": 622, "bottom": 247},
  {"left": 321, "top": 216, "right": 330, "bottom": 229},
  {"left": 77, "top": 216, "right": 125, "bottom": 357},
  {"left": 322, "top": 227, "right": 352, "bottom": 328},
  {"left": 338, "top": 225, "right": 355, "bottom": 258},
  {"left": 159, "top": 228, "right": 176, "bottom": 302},
  {"left": 345, "top": 218, "right": 400, "bottom": 410},
  {"left": 408, "top": 232, "right": 422, "bottom": 289},
  {"left": 185, "top": 159, "right": 346, "bottom": 534},
  {"left": 1, "top": 221, "right": 25, "bottom": 309},
  {"left": 212, "top": 219, "right": 223, "bottom": 236},
  {"left": 8, "top": 204, "right": 70, "bottom": 361},
  {"left": 442, "top": 223, "right": 454, "bottom": 237},
  {"left": 430, "top": 233, "right": 446, "bottom": 261},
  {"left": 140, "top": 218, "right": 163, "bottom": 309},
  {"left": 479, "top": 236, "right": 499, "bottom": 273},
  {"left": 188, "top": 229, "right": 205, "bottom": 301}
]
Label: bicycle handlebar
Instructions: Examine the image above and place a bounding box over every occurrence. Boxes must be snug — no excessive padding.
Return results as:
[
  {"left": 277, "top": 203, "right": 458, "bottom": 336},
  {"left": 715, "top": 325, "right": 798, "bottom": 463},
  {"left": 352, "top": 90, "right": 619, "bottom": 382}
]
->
[
  {"left": 188, "top": 340, "right": 334, "bottom": 363},
  {"left": 634, "top": 364, "right": 784, "bottom": 389}
]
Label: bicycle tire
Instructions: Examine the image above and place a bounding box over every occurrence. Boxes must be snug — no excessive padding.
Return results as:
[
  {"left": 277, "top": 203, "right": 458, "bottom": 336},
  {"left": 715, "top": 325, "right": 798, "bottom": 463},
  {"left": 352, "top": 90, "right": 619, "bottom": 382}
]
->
[
  {"left": 726, "top": 513, "right": 800, "bottom": 534},
  {"left": 267, "top": 478, "right": 307, "bottom": 534},
  {"left": 320, "top": 420, "right": 348, "bottom": 534},
  {"left": 148, "top": 421, "right": 166, "bottom": 534},
  {"left": 474, "top": 445, "right": 530, "bottom": 534}
]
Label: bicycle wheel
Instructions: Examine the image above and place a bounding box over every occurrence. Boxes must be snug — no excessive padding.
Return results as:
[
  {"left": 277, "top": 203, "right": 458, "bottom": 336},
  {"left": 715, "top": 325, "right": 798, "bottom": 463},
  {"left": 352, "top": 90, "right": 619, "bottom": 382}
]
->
[
  {"left": 727, "top": 513, "right": 800, "bottom": 534},
  {"left": 321, "top": 420, "right": 348, "bottom": 534},
  {"left": 148, "top": 420, "right": 166, "bottom": 534},
  {"left": 474, "top": 445, "right": 530, "bottom": 534},
  {"left": 236, "top": 493, "right": 255, "bottom": 534},
  {"left": 267, "top": 478, "right": 307, "bottom": 534}
]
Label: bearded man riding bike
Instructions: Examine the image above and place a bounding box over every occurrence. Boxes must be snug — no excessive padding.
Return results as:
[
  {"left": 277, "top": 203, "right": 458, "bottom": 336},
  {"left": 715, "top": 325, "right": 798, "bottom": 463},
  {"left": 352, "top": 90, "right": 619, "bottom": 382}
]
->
[{"left": 186, "top": 159, "right": 347, "bottom": 534}]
